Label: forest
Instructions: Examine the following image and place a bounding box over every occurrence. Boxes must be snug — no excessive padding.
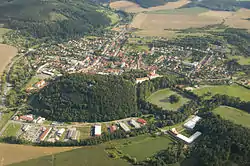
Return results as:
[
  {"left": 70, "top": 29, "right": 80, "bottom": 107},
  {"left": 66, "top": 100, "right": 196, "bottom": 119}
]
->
[
  {"left": 0, "top": 0, "right": 111, "bottom": 40},
  {"left": 31, "top": 74, "right": 138, "bottom": 122}
]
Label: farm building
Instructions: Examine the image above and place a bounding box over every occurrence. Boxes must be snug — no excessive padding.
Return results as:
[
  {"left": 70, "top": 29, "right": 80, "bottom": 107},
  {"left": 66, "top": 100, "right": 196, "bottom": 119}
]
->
[
  {"left": 19, "top": 114, "right": 34, "bottom": 122},
  {"left": 176, "top": 132, "right": 202, "bottom": 144},
  {"left": 183, "top": 116, "right": 201, "bottom": 130},
  {"left": 66, "top": 128, "right": 76, "bottom": 139},
  {"left": 119, "top": 122, "right": 130, "bottom": 132},
  {"left": 137, "top": 118, "right": 147, "bottom": 125},
  {"left": 129, "top": 119, "right": 141, "bottom": 129},
  {"left": 39, "top": 127, "right": 52, "bottom": 141},
  {"left": 22, "top": 124, "right": 31, "bottom": 132},
  {"left": 57, "top": 128, "right": 65, "bottom": 137},
  {"left": 94, "top": 125, "right": 102, "bottom": 136}
]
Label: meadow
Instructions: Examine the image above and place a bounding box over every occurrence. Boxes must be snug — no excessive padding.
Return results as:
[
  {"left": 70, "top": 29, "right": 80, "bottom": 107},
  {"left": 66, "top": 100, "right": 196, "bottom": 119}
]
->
[
  {"left": 193, "top": 84, "right": 250, "bottom": 101},
  {"left": 0, "top": 28, "right": 10, "bottom": 43},
  {"left": 0, "top": 143, "right": 75, "bottom": 165},
  {"left": 228, "top": 55, "right": 250, "bottom": 65},
  {"left": 148, "top": 7, "right": 208, "bottom": 15},
  {"left": 1, "top": 123, "right": 21, "bottom": 137},
  {"left": 147, "top": 89, "right": 189, "bottom": 110},
  {"left": 213, "top": 106, "right": 250, "bottom": 128},
  {"left": 10, "top": 145, "right": 129, "bottom": 166},
  {"left": 0, "top": 44, "right": 18, "bottom": 74},
  {"left": 0, "top": 111, "right": 14, "bottom": 131},
  {"left": 119, "top": 135, "right": 173, "bottom": 161}
]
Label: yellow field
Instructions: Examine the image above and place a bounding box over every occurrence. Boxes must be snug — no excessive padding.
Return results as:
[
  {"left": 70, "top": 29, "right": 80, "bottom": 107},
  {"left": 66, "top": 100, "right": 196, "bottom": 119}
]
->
[
  {"left": 0, "top": 143, "right": 76, "bottom": 165},
  {"left": 110, "top": 0, "right": 190, "bottom": 13},
  {"left": 0, "top": 44, "right": 17, "bottom": 74}
]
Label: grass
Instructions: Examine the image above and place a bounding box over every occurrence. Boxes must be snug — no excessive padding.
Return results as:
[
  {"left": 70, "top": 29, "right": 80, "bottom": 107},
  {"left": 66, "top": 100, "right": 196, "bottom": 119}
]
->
[
  {"left": 119, "top": 135, "right": 173, "bottom": 161},
  {"left": 148, "top": 7, "right": 208, "bottom": 15},
  {"left": 10, "top": 145, "right": 129, "bottom": 166},
  {"left": 147, "top": 89, "right": 189, "bottom": 111},
  {"left": 213, "top": 106, "right": 250, "bottom": 128},
  {"left": 0, "top": 111, "right": 14, "bottom": 131},
  {"left": 228, "top": 55, "right": 250, "bottom": 65},
  {"left": 76, "top": 126, "right": 91, "bottom": 139},
  {"left": 1, "top": 123, "right": 21, "bottom": 137},
  {"left": 97, "top": 10, "right": 120, "bottom": 25},
  {"left": 193, "top": 84, "right": 250, "bottom": 101},
  {"left": 0, "top": 28, "right": 10, "bottom": 43}
]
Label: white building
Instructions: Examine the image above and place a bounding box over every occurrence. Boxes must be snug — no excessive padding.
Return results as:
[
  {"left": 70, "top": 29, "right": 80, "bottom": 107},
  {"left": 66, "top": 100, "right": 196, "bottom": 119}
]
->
[
  {"left": 119, "top": 122, "right": 130, "bottom": 132},
  {"left": 183, "top": 116, "right": 202, "bottom": 130},
  {"left": 57, "top": 128, "right": 65, "bottom": 137},
  {"left": 94, "top": 125, "right": 102, "bottom": 136},
  {"left": 130, "top": 119, "right": 141, "bottom": 129},
  {"left": 176, "top": 131, "right": 202, "bottom": 144}
]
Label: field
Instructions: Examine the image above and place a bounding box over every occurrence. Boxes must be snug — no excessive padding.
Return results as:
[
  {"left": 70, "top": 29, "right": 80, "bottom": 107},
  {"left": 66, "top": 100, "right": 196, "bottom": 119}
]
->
[
  {"left": 148, "top": 7, "right": 208, "bottom": 15},
  {"left": 0, "top": 143, "right": 76, "bottom": 165},
  {"left": 110, "top": 0, "right": 190, "bottom": 13},
  {"left": 10, "top": 145, "right": 129, "bottom": 166},
  {"left": 213, "top": 106, "right": 250, "bottom": 128},
  {"left": 0, "top": 44, "right": 18, "bottom": 74},
  {"left": 147, "top": 89, "right": 189, "bottom": 111},
  {"left": 1, "top": 123, "right": 21, "bottom": 137},
  {"left": 0, "top": 28, "right": 10, "bottom": 43},
  {"left": 193, "top": 84, "right": 250, "bottom": 101},
  {"left": 119, "top": 135, "right": 173, "bottom": 161},
  {"left": 76, "top": 126, "right": 92, "bottom": 139},
  {"left": 0, "top": 111, "right": 14, "bottom": 131}
]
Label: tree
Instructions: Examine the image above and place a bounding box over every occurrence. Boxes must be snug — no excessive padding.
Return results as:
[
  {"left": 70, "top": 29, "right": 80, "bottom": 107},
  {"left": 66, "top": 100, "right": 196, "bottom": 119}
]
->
[{"left": 169, "top": 94, "right": 180, "bottom": 104}]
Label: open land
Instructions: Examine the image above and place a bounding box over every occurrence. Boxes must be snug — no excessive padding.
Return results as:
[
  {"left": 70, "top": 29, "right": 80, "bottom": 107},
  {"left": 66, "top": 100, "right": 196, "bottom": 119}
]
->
[
  {"left": 0, "top": 44, "right": 18, "bottom": 74},
  {"left": 213, "top": 106, "right": 250, "bottom": 128},
  {"left": 228, "top": 55, "right": 250, "bottom": 65},
  {"left": 1, "top": 123, "right": 21, "bottom": 137},
  {"left": 110, "top": 0, "right": 190, "bottom": 13},
  {"left": 147, "top": 89, "right": 189, "bottom": 111},
  {"left": 0, "top": 143, "right": 76, "bottom": 165},
  {"left": 10, "top": 145, "right": 130, "bottom": 166},
  {"left": 0, "top": 28, "right": 10, "bottom": 43},
  {"left": 119, "top": 135, "right": 173, "bottom": 161},
  {"left": 193, "top": 85, "right": 250, "bottom": 101}
]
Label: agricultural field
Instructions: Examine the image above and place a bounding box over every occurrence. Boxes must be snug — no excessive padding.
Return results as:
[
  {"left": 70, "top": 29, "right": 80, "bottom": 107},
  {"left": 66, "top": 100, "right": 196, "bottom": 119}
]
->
[
  {"left": 147, "top": 89, "right": 189, "bottom": 111},
  {"left": 228, "top": 55, "right": 250, "bottom": 65},
  {"left": 119, "top": 135, "right": 173, "bottom": 161},
  {"left": 0, "top": 44, "right": 18, "bottom": 74},
  {"left": 76, "top": 126, "right": 92, "bottom": 139},
  {"left": 213, "top": 106, "right": 250, "bottom": 128},
  {"left": 0, "top": 28, "right": 10, "bottom": 43},
  {"left": 0, "top": 143, "right": 76, "bottom": 165},
  {"left": 1, "top": 123, "right": 21, "bottom": 137},
  {"left": 10, "top": 145, "right": 129, "bottom": 166},
  {"left": 0, "top": 111, "right": 14, "bottom": 130},
  {"left": 148, "top": 7, "right": 208, "bottom": 15},
  {"left": 193, "top": 84, "right": 250, "bottom": 101}
]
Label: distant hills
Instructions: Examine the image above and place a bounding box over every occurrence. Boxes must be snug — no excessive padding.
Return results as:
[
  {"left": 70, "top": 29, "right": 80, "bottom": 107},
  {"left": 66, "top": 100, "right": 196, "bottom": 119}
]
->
[{"left": 0, "top": 0, "right": 112, "bottom": 40}]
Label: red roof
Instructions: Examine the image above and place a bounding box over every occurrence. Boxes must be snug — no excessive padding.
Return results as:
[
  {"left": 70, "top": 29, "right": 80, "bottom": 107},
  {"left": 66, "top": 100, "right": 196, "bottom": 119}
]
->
[
  {"left": 20, "top": 115, "right": 33, "bottom": 122},
  {"left": 137, "top": 119, "right": 147, "bottom": 124},
  {"left": 110, "top": 125, "right": 117, "bottom": 133}
]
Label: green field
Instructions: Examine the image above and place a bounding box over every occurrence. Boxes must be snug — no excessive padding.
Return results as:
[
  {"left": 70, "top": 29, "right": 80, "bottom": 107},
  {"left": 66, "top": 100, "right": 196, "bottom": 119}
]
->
[
  {"left": 119, "top": 135, "right": 173, "bottom": 161},
  {"left": 228, "top": 55, "right": 250, "bottom": 65},
  {"left": 0, "top": 111, "right": 14, "bottom": 131},
  {"left": 10, "top": 145, "right": 129, "bottom": 166},
  {"left": 213, "top": 106, "right": 250, "bottom": 128},
  {"left": 147, "top": 89, "right": 189, "bottom": 111},
  {"left": 0, "top": 28, "right": 10, "bottom": 43},
  {"left": 1, "top": 123, "right": 21, "bottom": 137},
  {"left": 193, "top": 85, "right": 250, "bottom": 101},
  {"left": 77, "top": 126, "right": 91, "bottom": 139},
  {"left": 148, "top": 7, "right": 208, "bottom": 15}
]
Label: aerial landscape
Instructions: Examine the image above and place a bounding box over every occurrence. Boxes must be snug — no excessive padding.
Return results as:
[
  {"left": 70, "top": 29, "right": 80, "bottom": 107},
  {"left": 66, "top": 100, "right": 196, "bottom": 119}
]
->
[{"left": 0, "top": 0, "right": 250, "bottom": 165}]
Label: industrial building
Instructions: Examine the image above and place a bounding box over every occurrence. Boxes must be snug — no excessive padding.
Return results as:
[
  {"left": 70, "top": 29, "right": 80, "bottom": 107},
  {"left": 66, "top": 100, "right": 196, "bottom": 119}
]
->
[
  {"left": 183, "top": 116, "right": 202, "bottom": 130},
  {"left": 129, "top": 119, "right": 141, "bottom": 129},
  {"left": 119, "top": 122, "right": 130, "bottom": 132},
  {"left": 39, "top": 127, "right": 52, "bottom": 141}
]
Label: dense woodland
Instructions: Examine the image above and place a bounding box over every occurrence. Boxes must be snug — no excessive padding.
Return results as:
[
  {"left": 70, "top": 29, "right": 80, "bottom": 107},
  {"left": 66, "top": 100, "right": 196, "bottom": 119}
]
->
[
  {"left": 31, "top": 74, "right": 138, "bottom": 122},
  {"left": 0, "top": 0, "right": 111, "bottom": 40}
]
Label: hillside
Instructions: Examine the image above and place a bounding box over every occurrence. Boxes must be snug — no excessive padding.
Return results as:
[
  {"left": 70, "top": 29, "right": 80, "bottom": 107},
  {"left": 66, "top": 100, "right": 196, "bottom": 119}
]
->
[
  {"left": 0, "top": 0, "right": 111, "bottom": 40},
  {"left": 30, "top": 74, "right": 138, "bottom": 122}
]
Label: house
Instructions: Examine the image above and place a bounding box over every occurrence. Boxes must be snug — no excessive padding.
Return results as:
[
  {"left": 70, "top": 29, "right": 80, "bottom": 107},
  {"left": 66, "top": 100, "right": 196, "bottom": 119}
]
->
[
  {"left": 129, "top": 119, "right": 141, "bottom": 129},
  {"left": 136, "top": 77, "right": 149, "bottom": 84},
  {"left": 39, "top": 127, "right": 52, "bottom": 141},
  {"left": 35, "top": 80, "right": 46, "bottom": 89},
  {"left": 183, "top": 116, "right": 202, "bottom": 130},
  {"left": 137, "top": 118, "right": 147, "bottom": 125},
  {"left": 20, "top": 115, "right": 34, "bottom": 122},
  {"left": 57, "top": 128, "right": 65, "bottom": 137},
  {"left": 109, "top": 125, "right": 117, "bottom": 133},
  {"left": 94, "top": 125, "right": 102, "bottom": 136},
  {"left": 119, "top": 122, "right": 130, "bottom": 132},
  {"left": 147, "top": 70, "right": 162, "bottom": 80}
]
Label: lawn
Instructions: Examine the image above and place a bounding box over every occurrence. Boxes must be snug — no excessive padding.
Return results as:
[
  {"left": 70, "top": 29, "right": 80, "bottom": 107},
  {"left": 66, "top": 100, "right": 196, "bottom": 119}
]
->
[
  {"left": 10, "top": 146, "right": 129, "bottom": 166},
  {"left": 193, "top": 84, "right": 250, "bottom": 101},
  {"left": 0, "top": 111, "right": 14, "bottom": 131},
  {"left": 148, "top": 7, "right": 208, "bottom": 15},
  {"left": 228, "top": 55, "right": 250, "bottom": 65},
  {"left": 76, "top": 126, "right": 91, "bottom": 139},
  {"left": 1, "top": 123, "right": 21, "bottom": 137},
  {"left": 147, "top": 89, "right": 189, "bottom": 111},
  {"left": 119, "top": 135, "right": 173, "bottom": 161},
  {"left": 213, "top": 106, "right": 250, "bottom": 128}
]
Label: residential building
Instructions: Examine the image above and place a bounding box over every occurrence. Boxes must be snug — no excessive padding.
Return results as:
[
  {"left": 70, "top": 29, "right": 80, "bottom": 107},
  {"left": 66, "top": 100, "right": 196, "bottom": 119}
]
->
[
  {"left": 129, "top": 119, "right": 141, "bottom": 129},
  {"left": 40, "top": 127, "right": 52, "bottom": 141},
  {"left": 94, "top": 125, "right": 102, "bottom": 136}
]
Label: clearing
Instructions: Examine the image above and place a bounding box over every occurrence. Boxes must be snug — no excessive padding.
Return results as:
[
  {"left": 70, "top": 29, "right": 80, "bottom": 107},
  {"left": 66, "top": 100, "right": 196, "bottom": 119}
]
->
[
  {"left": 213, "top": 106, "right": 250, "bottom": 128},
  {"left": 193, "top": 84, "right": 250, "bottom": 101},
  {"left": 0, "top": 44, "right": 18, "bottom": 74},
  {"left": 0, "top": 143, "right": 76, "bottom": 165},
  {"left": 147, "top": 89, "right": 189, "bottom": 111},
  {"left": 10, "top": 145, "right": 129, "bottom": 166},
  {"left": 119, "top": 135, "right": 173, "bottom": 161}
]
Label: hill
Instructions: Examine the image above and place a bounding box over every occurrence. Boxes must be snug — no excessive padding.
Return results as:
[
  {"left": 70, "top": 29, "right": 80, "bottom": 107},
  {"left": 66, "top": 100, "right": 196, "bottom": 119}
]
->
[
  {"left": 30, "top": 74, "right": 138, "bottom": 122},
  {"left": 0, "top": 0, "right": 111, "bottom": 40}
]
